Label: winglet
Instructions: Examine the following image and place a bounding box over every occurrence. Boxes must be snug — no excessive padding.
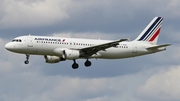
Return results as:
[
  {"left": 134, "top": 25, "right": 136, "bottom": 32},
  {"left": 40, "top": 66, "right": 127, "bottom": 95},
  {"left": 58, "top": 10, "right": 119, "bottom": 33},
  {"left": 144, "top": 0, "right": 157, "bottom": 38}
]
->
[{"left": 119, "top": 38, "right": 128, "bottom": 42}]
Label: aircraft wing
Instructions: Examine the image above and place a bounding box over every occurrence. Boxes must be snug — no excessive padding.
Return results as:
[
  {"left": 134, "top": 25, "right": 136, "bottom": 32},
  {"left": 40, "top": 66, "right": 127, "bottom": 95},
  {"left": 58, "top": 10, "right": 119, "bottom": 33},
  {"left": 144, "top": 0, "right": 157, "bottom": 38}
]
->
[{"left": 80, "top": 39, "right": 128, "bottom": 57}]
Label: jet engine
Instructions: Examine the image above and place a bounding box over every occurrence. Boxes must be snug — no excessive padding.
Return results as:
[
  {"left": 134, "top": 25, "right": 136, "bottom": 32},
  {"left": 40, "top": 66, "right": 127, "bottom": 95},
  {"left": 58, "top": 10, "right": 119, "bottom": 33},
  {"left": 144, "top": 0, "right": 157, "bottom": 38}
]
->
[
  {"left": 44, "top": 55, "right": 61, "bottom": 63},
  {"left": 63, "top": 50, "right": 80, "bottom": 60}
]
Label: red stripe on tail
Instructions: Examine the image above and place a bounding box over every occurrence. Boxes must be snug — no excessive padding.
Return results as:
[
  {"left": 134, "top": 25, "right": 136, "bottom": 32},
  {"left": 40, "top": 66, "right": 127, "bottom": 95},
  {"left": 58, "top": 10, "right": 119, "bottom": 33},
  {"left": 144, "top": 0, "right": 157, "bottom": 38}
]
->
[{"left": 149, "top": 28, "right": 161, "bottom": 42}]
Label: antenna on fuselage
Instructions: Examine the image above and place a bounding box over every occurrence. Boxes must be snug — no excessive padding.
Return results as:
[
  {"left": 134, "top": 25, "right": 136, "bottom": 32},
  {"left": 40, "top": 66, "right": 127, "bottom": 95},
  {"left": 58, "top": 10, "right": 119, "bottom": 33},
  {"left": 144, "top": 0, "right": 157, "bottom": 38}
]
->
[{"left": 29, "top": 33, "right": 31, "bottom": 36}]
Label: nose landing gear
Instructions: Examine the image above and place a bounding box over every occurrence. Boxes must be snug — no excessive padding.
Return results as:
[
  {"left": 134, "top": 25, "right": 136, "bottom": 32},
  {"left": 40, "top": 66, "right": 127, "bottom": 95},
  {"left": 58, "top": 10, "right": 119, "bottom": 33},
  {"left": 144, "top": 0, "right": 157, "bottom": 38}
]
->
[{"left": 24, "top": 54, "right": 30, "bottom": 64}]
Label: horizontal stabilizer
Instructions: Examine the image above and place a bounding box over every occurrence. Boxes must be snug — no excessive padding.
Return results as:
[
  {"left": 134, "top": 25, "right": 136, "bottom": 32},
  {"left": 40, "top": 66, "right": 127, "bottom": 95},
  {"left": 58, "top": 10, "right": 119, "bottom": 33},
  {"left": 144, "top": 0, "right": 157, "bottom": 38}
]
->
[{"left": 146, "top": 44, "right": 171, "bottom": 50}]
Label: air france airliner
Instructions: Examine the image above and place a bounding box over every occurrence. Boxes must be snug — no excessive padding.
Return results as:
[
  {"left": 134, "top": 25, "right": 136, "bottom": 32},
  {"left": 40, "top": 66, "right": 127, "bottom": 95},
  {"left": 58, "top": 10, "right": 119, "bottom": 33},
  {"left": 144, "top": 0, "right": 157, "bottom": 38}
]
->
[{"left": 5, "top": 17, "right": 171, "bottom": 69}]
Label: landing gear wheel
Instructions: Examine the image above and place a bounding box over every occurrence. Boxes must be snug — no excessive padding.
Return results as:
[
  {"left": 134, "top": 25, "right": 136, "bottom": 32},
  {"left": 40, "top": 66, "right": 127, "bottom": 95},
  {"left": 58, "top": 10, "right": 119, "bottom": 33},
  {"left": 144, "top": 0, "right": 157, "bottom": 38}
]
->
[
  {"left": 72, "top": 60, "right": 79, "bottom": 69},
  {"left": 84, "top": 59, "right": 92, "bottom": 67},
  {"left": 72, "top": 63, "right": 79, "bottom": 69},
  {"left": 24, "top": 60, "right": 29, "bottom": 64}
]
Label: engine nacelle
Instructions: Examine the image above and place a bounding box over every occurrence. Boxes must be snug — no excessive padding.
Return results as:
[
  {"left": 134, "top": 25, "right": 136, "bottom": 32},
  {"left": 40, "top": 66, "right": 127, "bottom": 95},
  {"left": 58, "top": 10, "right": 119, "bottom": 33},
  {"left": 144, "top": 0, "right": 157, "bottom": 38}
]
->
[
  {"left": 44, "top": 55, "right": 61, "bottom": 63},
  {"left": 63, "top": 50, "right": 80, "bottom": 60}
]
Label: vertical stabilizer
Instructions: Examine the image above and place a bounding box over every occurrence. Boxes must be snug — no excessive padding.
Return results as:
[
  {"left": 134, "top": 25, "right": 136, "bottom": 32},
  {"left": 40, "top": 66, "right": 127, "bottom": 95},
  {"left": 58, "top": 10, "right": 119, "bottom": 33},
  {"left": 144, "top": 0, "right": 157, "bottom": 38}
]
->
[{"left": 134, "top": 17, "right": 163, "bottom": 44}]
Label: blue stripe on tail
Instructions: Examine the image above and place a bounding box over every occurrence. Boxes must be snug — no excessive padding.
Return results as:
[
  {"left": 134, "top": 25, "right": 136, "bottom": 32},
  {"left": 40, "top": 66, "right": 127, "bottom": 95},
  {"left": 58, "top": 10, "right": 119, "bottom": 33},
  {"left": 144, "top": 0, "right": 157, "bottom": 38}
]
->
[
  {"left": 138, "top": 17, "right": 162, "bottom": 41},
  {"left": 143, "top": 18, "right": 163, "bottom": 41}
]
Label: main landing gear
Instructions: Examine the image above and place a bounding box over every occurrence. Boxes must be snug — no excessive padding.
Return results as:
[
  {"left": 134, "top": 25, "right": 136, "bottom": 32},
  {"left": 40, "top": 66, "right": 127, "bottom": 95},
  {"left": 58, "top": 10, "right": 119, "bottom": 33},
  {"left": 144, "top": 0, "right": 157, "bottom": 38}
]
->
[
  {"left": 84, "top": 59, "right": 91, "bottom": 67},
  {"left": 24, "top": 54, "right": 30, "bottom": 64},
  {"left": 72, "top": 59, "right": 92, "bottom": 69},
  {"left": 72, "top": 60, "right": 79, "bottom": 69}
]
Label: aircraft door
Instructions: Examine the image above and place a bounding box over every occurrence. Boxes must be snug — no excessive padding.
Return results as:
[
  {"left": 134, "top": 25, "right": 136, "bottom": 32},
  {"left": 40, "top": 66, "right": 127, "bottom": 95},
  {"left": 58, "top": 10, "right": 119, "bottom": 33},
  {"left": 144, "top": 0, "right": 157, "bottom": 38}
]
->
[{"left": 27, "top": 37, "right": 33, "bottom": 47}]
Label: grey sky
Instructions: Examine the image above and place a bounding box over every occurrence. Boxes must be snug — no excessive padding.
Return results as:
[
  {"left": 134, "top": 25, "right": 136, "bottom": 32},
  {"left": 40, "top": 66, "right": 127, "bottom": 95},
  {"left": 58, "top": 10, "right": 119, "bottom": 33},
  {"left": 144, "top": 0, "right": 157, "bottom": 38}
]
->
[{"left": 0, "top": 0, "right": 180, "bottom": 101}]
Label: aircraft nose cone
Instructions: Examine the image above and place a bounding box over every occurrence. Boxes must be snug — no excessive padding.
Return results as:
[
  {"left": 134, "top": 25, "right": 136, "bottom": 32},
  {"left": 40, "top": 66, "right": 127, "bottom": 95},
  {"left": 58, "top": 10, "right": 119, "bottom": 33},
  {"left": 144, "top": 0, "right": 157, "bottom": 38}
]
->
[{"left": 5, "top": 43, "right": 12, "bottom": 50}]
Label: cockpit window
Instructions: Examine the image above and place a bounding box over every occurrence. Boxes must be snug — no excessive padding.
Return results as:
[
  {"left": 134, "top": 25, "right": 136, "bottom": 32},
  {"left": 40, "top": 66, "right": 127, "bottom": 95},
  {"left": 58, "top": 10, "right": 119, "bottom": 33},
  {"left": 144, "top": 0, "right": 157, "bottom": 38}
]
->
[
  {"left": 12, "top": 39, "right": 16, "bottom": 42},
  {"left": 12, "top": 39, "right": 22, "bottom": 42}
]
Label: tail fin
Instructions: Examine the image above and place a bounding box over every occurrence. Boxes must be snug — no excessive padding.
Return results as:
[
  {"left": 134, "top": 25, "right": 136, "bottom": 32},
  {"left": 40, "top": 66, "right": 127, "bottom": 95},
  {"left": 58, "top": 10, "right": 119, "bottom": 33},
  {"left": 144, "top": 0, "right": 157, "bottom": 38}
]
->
[{"left": 134, "top": 17, "right": 163, "bottom": 44}]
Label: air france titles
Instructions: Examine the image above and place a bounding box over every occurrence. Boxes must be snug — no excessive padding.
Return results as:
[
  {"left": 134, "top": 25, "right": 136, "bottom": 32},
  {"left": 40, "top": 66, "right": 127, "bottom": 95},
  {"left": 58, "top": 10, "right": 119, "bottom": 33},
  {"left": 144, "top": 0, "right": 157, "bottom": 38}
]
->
[{"left": 34, "top": 38, "right": 61, "bottom": 42}]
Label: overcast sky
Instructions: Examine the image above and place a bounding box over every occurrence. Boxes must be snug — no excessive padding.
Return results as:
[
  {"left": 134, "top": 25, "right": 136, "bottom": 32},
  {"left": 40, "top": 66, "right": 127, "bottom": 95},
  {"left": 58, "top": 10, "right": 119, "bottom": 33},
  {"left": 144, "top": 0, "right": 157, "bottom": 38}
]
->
[{"left": 0, "top": 0, "right": 180, "bottom": 101}]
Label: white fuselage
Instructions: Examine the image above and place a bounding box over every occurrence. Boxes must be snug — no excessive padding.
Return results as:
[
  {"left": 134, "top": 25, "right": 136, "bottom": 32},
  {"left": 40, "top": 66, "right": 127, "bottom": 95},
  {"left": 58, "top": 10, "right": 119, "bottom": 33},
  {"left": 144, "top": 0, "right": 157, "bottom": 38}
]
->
[{"left": 5, "top": 35, "right": 165, "bottom": 59}]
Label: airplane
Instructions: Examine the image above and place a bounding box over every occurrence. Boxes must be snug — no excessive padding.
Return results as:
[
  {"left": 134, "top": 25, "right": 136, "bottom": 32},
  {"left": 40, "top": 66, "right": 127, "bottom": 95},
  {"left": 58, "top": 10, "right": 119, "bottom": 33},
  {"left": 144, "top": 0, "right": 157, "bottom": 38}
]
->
[{"left": 5, "top": 17, "right": 171, "bottom": 69}]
